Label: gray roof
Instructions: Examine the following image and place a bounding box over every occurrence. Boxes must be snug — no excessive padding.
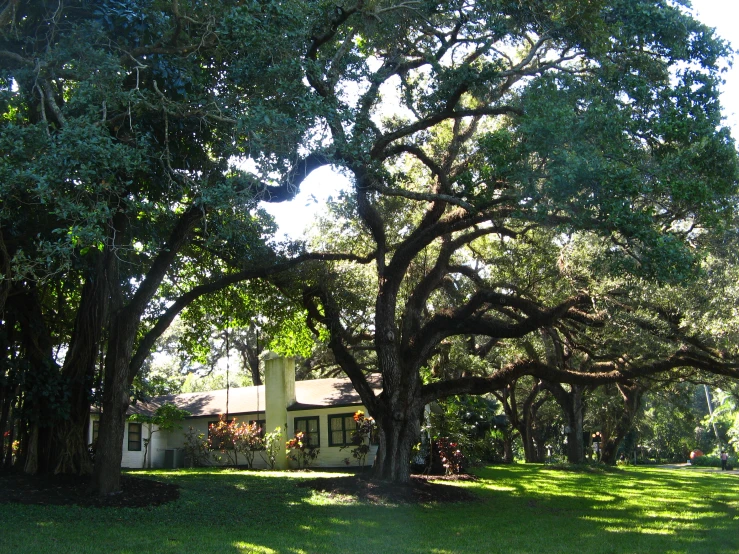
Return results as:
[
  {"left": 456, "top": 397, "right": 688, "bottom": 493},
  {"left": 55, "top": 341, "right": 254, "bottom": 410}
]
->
[{"left": 129, "top": 375, "right": 382, "bottom": 418}]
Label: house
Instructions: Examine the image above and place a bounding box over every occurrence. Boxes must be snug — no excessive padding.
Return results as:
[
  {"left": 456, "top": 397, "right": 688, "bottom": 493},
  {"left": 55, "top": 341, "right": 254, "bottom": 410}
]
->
[{"left": 89, "top": 353, "right": 381, "bottom": 469}]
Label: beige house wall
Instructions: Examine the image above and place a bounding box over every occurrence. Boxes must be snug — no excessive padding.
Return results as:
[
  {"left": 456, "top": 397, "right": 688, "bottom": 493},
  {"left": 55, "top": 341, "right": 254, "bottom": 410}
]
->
[
  {"left": 163, "top": 406, "right": 376, "bottom": 469},
  {"left": 286, "top": 405, "right": 378, "bottom": 469}
]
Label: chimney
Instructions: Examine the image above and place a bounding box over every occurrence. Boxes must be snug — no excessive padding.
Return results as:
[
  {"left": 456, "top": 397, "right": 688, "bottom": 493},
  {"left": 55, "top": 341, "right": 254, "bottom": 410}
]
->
[{"left": 263, "top": 352, "right": 295, "bottom": 470}]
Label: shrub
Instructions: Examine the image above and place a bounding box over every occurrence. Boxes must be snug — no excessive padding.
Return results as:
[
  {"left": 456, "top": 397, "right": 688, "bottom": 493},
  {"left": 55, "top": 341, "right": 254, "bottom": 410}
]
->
[
  {"left": 691, "top": 454, "right": 737, "bottom": 468},
  {"left": 208, "top": 415, "right": 240, "bottom": 465},
  {"left": 341, "top": 411, "right": 376, "bottom": 468},
  {"left": 261, "top": 427, "right": 283, "bottom": 470},
  {"left": 286, "top": 431, "right": 319, "bottom": 469},
  {"left": 436, "top": 437, "right": 465, "bottom": 475},
  {"left": 234, "top": 421, "right": 264, "bottom": 469},
  {"left": 183, "top": 426, "right": 210, "bottom": 467}
]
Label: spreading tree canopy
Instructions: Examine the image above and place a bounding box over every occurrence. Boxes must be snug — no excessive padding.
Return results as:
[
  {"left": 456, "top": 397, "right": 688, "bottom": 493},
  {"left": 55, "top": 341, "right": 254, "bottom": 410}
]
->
[
  {"left": 1, "top": 0, "right": 738, "bottom": 489},
  {"left": 0, "top": 0, "right": 359, "bottom": 493},
  {"left": 289, "top": 0, "right": 739, "bottom": 481}
]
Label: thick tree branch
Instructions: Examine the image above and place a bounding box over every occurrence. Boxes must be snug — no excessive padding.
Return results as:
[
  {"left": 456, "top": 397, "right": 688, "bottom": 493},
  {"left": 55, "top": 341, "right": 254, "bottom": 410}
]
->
[
  {"left": 366, "top": 183, "right": 476, "bottom": 212},
  {"left": 302, "top": 283, "right": 380, "bottom": 414},
  {"left": 129, "top": 250, "right": 375, "bottom": 375},
  {"left": 420, "top": 352, "right": 739, "bottom": 404},
  {"left": 370, "top": 105, "right": 522, "bottom": 158}
]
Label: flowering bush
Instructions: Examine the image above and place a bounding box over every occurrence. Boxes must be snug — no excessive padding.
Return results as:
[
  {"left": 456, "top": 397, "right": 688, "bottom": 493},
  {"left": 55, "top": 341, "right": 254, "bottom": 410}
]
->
[
  {"left": 436, "top": 437, "right": 465, "bottom": 475},
  {"left": 342, "top": 410, "right": 376, "bottom": 468},
  {"left": 209, "top": 415, "right": 240, "bottom": 465},
  {"left": 234, "top": 421, "right": 264, "bottom": 469},
  {"left": 209, "top": 416, "right": 267, "bottom": 468},
  {"left": 286, "top": 431, "right": 319, "bottom": 468}
]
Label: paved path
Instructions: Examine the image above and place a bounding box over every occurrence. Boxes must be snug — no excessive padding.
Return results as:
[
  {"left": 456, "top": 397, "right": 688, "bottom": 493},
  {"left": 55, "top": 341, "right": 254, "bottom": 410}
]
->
[{"left": 658, "top": 463, "right": 739, "bottom": 475}]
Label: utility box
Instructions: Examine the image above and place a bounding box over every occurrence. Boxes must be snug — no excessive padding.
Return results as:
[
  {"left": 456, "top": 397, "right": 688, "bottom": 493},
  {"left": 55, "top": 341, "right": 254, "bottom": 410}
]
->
[
  {"left": 164, "top": 449, "right": 175, "bottom": 469},
  {"left": 164, "top": 448, "right": 184, "bottom": 469}
]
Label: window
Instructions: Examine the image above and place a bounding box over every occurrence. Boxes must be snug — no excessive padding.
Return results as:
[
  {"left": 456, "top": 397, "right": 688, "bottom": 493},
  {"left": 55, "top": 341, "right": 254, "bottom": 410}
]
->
[
  {"left": 128, "top": 422, "right": 142, "bottom": 451},
  {"left": 328, "top": 413, "right": 358, "bottom": 447},
  {"left": 91, "top": 420, "right": 99, "bottom": 443},
  {"left": 294, "top": 416, "right": 320, "bottom": 447}
]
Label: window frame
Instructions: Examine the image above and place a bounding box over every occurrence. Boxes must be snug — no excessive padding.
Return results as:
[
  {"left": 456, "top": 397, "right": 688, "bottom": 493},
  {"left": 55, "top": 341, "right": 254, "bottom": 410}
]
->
[
  {"left": 127, "top": 422, "right": 142, "bottom": 451},
  {"left": 91, "top": 420, "right": 99, "bottom": 444},
  {"left": 293, "top": 416, "right": 320, "bottom": 448},
  {"left": 328, "top": 413, "right": 359, "bottom": 447}
]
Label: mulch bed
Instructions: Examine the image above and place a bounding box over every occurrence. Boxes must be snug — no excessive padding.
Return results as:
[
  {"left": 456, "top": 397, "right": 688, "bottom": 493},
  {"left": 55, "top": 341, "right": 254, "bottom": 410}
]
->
[
  {"left": 298, "top": 472, "right": 479, "bottom": 504},
  {"left": 0, "top": 471, "right": 179, "bottom": 508},
  {"left": 0, "top": 470, "right": 476, "bottom": 508}
]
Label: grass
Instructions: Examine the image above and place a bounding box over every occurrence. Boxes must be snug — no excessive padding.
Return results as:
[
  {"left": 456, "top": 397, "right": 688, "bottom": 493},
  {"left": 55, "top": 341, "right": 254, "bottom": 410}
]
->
[{"left": 1, "top": 464, "right": 737, "bottom": 554}]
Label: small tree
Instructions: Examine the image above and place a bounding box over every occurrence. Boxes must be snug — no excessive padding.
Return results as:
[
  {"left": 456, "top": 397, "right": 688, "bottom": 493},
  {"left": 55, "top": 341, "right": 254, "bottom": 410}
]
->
[
  {"left": 129, "top": 404, "right": 191, "bottom": 468},
  {"left": 286, "top": 431, "right": 319, "bottom": 469},
  {"left": 261, "top": 427, "right": 284, "bottom": 470}
]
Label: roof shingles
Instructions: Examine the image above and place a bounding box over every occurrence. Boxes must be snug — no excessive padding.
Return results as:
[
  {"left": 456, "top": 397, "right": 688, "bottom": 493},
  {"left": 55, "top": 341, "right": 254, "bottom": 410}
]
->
[{"left": 128, "top": 376, "right": 382, "bottom": 418}]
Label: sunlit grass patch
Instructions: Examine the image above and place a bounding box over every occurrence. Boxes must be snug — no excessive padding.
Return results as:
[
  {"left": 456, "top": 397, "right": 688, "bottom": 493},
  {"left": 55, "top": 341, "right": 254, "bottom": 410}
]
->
[
  {"left": 1, "top": 464, "right": 738, "bottom": 554},
  {"left": 232, "top": 543, "right": 279, "bottom": 554}
]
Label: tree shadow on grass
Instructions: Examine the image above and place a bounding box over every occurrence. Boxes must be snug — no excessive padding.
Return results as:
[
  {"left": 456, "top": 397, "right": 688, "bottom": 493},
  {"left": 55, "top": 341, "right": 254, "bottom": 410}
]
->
[{"left": 2, "top": 466, "right": 738, "bottom": 554}]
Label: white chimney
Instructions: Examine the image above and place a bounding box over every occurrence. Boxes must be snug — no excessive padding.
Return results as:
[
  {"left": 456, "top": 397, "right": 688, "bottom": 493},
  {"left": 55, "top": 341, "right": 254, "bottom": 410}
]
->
[{"left": 263, "top": 352, "right": 295, "bottom": 470}]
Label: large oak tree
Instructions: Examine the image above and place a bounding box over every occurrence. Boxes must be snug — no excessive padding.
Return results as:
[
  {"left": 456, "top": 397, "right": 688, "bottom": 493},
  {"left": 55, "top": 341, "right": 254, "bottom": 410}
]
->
[
  {"left": 2, "top": 0, "right": 738, "bottom": 491},
  {"left": 292, "top": 0, "right": 738, "bottom": 482}
]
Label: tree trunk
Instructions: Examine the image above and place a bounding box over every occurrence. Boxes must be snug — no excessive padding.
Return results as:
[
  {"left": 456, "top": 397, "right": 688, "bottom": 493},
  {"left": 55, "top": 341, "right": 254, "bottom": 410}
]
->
[
  {"left": 90, "top": 311, "right": 138, "bottom": 495},
  {"left": 90, "top": 208, "right": 200, "bottom": 494},
  {"left": 521, "top": 382, "right": 544, "bottom": 463},
  {"left": 50, "top": 255, "right": 112, "bottom": 475},
  {"left": 521, "top": 420, "right": 538, "bottom": 462},
  {"left": 23, "top": 424, "right": 39, "bottom": 474},
  {"left": 565, "top": 386, "right": 584, "bottom": 464},
  {"left": 12, "top": 285, "right": 58, "bottom": 474},
  {"left": 236, "top": 324, "right": 264, "bottom": 386},
  {"left": 3, "top": 426, "right": 15, "bottom": 468},
  {"left": 0, "top": 379, "right": 14, "bottom": 468},
  {"left": 527, "top": 401, "right": 549, "bottom": 464},
  {"left": 373, "top": 402, "right": 424, "bottom": 482},
  {"left": 600, "top": 384, "right": 643, "bottom": 464},
  {"left": 543, "top": 381, "right": 585, "bottom": 464},
  {"left": 502, "top": 433, "right": 514, "bottom": 463}
]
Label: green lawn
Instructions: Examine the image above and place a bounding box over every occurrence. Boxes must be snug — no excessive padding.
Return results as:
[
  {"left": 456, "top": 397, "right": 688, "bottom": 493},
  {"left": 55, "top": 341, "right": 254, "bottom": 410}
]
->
[{"left": 1, "top": 465, "right": 737, "bottom": 554}]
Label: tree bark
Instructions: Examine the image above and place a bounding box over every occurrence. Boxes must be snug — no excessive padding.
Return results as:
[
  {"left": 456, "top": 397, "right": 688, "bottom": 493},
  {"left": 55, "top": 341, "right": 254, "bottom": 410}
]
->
[
  {"left": 600, "top": 384, "right": 643, "bottom": 464},
  {"left": 502, "top": 432, "right": 514, "bottom": 463},
  {"left": 565, "top": 386, "right": 585, "bottom": 464},
  {"left": 90, "top": 208, "right": 200, "bottom": 495},
  {"left": 234, "top": 324, "right": 264, "bottom": 386},
  {"left": 90, "top": 308, "right": 138, "bottom": 494},
  {"left": 373, "top": 399, "right": 424, "bottom": 482},
  {"left": 10, "top": 285, "right": 57, "bottom": 474},
  {"left": 543, "top": 381, "right": 585, "bottom": 464},
  {"left": 50, "top": 251, "right": 113, "bottom": 475},
  {"left": 521, "top": 383, "right": 546, "bottom": 463}
]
